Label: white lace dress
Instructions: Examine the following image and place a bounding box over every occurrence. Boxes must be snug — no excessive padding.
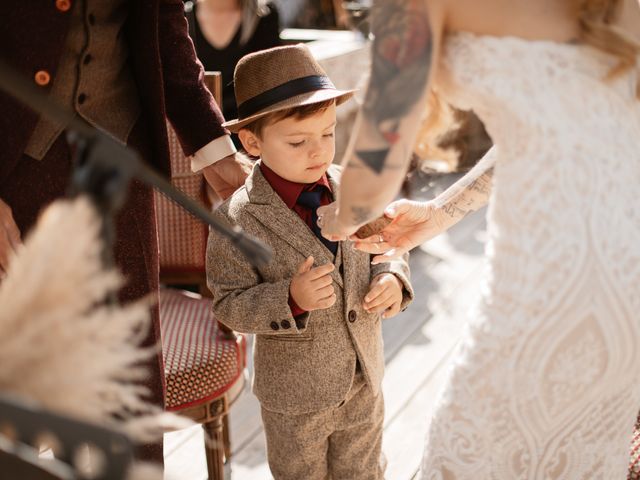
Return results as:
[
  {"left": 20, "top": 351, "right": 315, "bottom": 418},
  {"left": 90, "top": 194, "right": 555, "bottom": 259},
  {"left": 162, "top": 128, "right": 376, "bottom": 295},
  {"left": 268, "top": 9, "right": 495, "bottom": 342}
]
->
[{"left": 420, "top": 33, "right": 640, "bottom": 479}]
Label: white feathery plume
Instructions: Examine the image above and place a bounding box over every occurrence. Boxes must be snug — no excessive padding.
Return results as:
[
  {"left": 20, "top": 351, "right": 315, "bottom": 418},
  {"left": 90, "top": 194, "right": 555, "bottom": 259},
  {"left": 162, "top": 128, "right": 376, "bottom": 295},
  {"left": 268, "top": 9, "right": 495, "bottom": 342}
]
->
[{"left": 0, "top": 197, "right": 190, "bottom": 449}]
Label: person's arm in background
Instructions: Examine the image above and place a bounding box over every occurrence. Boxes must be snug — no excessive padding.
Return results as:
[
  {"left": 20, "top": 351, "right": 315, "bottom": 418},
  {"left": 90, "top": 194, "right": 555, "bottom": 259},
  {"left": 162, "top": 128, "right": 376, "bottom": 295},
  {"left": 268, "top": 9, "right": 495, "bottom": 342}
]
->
[
  {"left": 261, "top": 2, "right": 283, "bottom": 48},
  {"left": 0, "top": 198, "right": 21, "bottom": 277},
  {"left": 318, "top": 0, "right": 445, "bottom": 238},
  {"left": 158, "top": 0, "right": 250, "bottom": 200},
  {"left": 332, "top": 0, "right": 349, "bottom": 28},
  {"left": 355, "top": 146, "right": 496, "bottom": 262}
]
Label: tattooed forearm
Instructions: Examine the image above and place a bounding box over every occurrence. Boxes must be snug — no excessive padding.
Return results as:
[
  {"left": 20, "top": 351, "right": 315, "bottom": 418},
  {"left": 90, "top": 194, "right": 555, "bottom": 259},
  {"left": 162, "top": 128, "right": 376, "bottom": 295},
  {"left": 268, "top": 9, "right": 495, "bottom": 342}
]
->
[
  {"left": 434, "top": 148, "right": 497, "bottom": 220},
  {"left": 441, "top": 203, "right": 469, "bottom": 220},
  {"left": 435, "top": 168, "right": 494, "bottom": 219},
  {"left": 467, "top": 167, "right": 493, "bottom": 196},
  {"left": 442, "top": 170, "right": 492, "bottom": 217},
  {"left": 355, "top": 0, "right": 432, "bottom": 174}
]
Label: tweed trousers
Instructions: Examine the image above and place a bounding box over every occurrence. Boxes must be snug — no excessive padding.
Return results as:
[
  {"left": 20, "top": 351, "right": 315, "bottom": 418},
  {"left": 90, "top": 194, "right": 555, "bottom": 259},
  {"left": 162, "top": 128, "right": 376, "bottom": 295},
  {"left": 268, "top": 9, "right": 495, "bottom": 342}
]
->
[{"left": 261, "top": 371, "right": 386, "bottom": 480}]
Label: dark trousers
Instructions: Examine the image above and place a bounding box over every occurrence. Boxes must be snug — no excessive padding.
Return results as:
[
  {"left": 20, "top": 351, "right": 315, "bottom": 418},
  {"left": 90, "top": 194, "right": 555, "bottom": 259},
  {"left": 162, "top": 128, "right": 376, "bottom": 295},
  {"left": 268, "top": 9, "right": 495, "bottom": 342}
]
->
[{"left": 0, "top": 120, "right": 164, "bottom": 464}]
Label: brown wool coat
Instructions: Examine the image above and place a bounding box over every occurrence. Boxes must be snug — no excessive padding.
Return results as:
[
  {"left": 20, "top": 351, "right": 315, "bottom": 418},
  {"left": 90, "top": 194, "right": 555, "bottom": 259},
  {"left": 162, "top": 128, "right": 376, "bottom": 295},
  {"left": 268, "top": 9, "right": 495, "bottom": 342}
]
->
[
  {"left": 0, "top": 0, "right": 227, "bottom": 184},
  {"left": 206, "top": 163, "right": 414, "bottom": 415}
]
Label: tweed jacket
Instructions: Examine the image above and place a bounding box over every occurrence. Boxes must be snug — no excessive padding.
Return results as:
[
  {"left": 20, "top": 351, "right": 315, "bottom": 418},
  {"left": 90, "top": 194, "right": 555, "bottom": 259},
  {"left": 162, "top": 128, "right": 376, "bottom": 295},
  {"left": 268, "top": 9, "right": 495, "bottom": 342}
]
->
[{"left": 207, "top": 163, "right": 414, "bottom": 414}]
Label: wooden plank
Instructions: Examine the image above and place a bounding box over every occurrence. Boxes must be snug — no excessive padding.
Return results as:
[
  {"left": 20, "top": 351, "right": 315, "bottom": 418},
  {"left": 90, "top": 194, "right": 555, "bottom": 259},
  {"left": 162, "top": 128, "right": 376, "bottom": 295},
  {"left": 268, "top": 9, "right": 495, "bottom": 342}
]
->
[
  {"left": 381, "top": 259, "right": 484, "bottom": 479},
  {"left": 164, "top": 424, "right": 207, "bottom": 480},
  {"left": 381, "top": 205, "right": 486, "bottom": 362},
  {"left": 226, "top": 430, "right": 271, "bottom": 480},
  {"left": 227, "top": 372, "right": 261, "bottom": 453},
  {"left": 383, "top": 345, "right": 459, "bottom": 480}
]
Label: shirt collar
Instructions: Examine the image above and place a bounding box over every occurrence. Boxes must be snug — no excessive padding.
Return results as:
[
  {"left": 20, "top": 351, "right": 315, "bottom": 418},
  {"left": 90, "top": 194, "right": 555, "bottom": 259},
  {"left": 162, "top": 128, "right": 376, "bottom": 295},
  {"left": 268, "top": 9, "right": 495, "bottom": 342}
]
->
[{"left": 260, "top": 161, "right": 332, "bottom": 208}]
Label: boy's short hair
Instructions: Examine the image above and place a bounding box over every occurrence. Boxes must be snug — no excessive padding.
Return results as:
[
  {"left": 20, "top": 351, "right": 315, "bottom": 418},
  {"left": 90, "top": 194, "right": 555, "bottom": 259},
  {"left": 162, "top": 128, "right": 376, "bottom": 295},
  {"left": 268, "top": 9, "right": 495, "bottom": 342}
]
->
[{"left": 241, "top": 99, "right": 336, "bottom": 139}]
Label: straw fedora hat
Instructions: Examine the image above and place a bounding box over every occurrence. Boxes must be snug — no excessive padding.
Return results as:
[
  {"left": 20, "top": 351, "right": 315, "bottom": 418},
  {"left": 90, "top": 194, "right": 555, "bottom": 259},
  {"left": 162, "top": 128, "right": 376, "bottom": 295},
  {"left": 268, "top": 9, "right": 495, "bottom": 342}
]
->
[{"left": 222, "top": 44, "right": 356, "bottom": 132}]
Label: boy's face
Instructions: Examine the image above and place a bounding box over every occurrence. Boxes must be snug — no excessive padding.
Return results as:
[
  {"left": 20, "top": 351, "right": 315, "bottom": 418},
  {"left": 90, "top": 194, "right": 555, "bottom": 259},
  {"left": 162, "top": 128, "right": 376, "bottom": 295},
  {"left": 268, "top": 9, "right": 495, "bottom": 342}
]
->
[{"left": 240, "top": 103, "right": 337, "bottom": 184}]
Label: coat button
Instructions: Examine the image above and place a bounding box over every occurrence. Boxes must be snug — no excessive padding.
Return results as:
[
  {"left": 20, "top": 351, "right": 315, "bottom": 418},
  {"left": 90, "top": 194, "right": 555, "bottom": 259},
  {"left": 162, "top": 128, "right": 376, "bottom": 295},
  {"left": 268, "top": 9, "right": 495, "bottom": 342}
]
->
[
  {"left": 34, "top": 70, "right": 51, "bottom": 86},
  {"left": 270, "top": 321, "right": 279, "bottom": 331},
  {"left": 55, "top": 0, "right": 72, "bottom": 12},
  {"left": 348, "top": 310, "right": 357, "bottom": 323},
  {"left": 280, "top": 320, "right": 291, "bottom": 329}
]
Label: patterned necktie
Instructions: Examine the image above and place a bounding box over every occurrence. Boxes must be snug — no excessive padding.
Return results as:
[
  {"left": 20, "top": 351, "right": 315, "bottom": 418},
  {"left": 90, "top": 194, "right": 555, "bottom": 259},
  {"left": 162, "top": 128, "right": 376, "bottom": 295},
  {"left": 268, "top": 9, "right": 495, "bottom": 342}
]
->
[{"left": 296, "top": 189, "right": 338, "bottom": 255}]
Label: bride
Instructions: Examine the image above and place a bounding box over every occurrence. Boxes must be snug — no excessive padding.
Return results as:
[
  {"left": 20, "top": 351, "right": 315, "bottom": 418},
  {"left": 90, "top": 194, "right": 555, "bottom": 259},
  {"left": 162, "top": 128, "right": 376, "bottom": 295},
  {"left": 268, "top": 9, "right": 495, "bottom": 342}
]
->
[{"left": 318, "top": 0, "right": 640, "bottom": 478}]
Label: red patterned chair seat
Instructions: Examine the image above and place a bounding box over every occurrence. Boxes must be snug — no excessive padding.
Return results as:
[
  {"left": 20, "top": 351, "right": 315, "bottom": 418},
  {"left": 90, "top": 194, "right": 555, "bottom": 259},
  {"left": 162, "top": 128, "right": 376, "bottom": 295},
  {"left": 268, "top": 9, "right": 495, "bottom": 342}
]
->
[{"left": 159, "top": 288, "right": 246, "bottom": 411}]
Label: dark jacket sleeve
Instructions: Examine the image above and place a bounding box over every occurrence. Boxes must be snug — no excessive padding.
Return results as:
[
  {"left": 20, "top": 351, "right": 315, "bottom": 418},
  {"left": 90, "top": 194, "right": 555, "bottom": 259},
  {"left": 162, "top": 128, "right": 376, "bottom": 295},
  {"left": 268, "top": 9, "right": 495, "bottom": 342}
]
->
[
  {"left": 158, "top": 0, "right": 229, "bottom": 156},
  {"left": 256, "top": 3, "right": 282, "bottom": 50}
]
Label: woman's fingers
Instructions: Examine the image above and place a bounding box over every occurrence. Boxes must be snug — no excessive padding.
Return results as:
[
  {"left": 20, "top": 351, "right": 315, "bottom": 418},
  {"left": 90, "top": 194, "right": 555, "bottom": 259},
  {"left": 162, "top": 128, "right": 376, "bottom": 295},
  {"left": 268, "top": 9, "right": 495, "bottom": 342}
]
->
[
  {"left": 384, "top": 199, "right": 413, "bottom": 218},
  {"left": 353, "top": 240, "right": 392, "bottom": 254}
]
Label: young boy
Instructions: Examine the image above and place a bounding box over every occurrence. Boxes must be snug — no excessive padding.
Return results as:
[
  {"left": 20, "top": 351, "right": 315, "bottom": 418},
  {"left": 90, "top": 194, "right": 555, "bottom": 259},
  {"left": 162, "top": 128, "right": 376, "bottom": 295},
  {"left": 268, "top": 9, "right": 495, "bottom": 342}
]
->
[{"left": 206, "top": 44, "right": 414, "bottom": 480}]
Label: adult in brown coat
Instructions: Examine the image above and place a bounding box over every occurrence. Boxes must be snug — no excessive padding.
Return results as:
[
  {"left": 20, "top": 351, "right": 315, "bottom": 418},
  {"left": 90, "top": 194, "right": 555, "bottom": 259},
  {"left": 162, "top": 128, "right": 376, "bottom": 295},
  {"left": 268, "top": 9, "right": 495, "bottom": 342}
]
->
[{"left": 0, "top": 0, "right": 249, "bottom": 464}]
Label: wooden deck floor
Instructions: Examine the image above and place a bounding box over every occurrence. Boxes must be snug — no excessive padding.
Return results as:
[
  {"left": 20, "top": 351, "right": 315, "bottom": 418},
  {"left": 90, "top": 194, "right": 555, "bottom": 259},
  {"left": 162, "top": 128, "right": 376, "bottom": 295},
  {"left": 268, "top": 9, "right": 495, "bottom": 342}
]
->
[{"left": 164, "top": 172, "right": 488, "bottom": 480}]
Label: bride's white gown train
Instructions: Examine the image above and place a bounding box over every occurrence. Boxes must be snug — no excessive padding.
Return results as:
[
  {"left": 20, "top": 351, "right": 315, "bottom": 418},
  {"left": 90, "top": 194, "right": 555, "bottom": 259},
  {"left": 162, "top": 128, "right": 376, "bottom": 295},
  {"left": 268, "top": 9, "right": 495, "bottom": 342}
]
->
[{"left": 420, "top": 33, "right": 640, "bottom": 479}]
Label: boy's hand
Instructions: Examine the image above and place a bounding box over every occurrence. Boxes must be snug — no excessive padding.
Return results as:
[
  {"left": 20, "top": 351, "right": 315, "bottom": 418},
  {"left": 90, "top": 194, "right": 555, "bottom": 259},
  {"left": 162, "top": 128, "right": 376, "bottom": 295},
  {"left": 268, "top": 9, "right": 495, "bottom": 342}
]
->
[
  {"left": 364, "top": 273, "right": 403, "bottom": 319},
  {"left": 290, "top": 256, "right": 336, "bottom": 311}
]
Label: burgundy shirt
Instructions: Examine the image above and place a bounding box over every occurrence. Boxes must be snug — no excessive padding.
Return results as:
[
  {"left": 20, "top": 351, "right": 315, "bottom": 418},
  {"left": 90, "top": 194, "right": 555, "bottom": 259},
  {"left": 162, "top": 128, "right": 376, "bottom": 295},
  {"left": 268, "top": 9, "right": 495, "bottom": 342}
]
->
[{"left": 260, "top": 162, "right": 333, "bottom": 317}]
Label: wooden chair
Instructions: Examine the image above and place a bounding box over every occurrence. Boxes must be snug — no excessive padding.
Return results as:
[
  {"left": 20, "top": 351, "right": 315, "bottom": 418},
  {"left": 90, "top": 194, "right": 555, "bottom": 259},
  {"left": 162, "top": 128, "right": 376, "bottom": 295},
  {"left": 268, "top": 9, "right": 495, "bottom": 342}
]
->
[{"left": 156, "top": 72, "right": 246, "bottom": 480}]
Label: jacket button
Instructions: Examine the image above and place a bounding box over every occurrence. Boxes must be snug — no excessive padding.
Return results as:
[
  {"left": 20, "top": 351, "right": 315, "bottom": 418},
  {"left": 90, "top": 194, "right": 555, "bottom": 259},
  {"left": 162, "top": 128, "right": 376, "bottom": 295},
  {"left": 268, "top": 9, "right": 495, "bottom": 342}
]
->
[
  {"left": 55, "top": 0, "right": 72, "bottom": 12},
  {"left": 270, "top": 321, "right": 279, "bottom": 331},
  {"left": 280, "top": 320, "right": 291, "bottom": 329},
  {"left": 348, "top": 310, "right": 357, "bottom": 323},
  {"left": 34, "top": 70, "right": 51, "bottom": 86}
]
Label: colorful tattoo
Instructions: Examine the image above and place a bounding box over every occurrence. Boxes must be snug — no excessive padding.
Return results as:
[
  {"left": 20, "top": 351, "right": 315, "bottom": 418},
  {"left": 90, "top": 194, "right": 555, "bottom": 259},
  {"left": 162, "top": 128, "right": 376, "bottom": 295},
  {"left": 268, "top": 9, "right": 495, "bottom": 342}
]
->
[{"left": 356, "top": 0, "right": 432, "bottom": 174}]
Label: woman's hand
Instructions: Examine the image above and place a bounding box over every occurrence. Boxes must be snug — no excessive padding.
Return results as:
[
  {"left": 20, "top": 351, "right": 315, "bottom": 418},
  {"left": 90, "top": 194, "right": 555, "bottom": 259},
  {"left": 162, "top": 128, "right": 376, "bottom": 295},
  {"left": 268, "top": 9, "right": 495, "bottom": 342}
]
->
[{"left": 352, "top": 199, "right": 446, "bottom": 263}]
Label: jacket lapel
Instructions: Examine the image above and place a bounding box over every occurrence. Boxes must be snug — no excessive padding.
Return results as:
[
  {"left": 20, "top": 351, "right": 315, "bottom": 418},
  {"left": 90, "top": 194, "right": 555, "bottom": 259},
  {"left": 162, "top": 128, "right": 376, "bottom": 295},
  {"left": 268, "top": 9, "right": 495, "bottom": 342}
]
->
[{"left": 244, "top": 163, "right": 343, "bottom": 287}]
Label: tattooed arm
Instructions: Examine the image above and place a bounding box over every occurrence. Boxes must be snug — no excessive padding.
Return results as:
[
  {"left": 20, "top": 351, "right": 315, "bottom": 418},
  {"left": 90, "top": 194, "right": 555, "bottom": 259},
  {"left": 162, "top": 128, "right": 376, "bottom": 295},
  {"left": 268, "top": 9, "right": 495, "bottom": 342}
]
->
[
  {"left": 353, "top": 146, "right": 497, "bottom": 262},
  {"left": 433, "top": 145, "right": 495, "bottom": 220},
  {"left": 318, "top": 0, "right": 445, "bottom": 239}
]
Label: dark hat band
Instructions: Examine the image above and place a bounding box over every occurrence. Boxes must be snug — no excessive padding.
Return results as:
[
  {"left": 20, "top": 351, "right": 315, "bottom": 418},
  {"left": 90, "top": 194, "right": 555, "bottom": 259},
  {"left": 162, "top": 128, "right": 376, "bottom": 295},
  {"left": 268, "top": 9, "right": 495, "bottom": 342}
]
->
[{"left": 237, "top": 75, "right": 335, "bottom": 119}]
